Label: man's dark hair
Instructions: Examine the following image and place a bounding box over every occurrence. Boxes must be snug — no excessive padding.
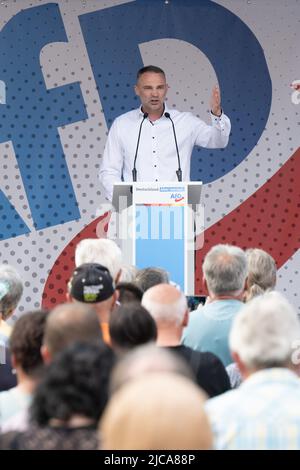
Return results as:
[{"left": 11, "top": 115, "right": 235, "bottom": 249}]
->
[
  {"left": 30, "top": 342, "right": 115, "bottom": 426},
  {"left": 10, "top": 309, "right": 49, "bottom": 376},
  {"left": 137, "top": 65, "right": 166, "bottom": 81},
  {"left": 116, "top": 282, "right": 143, "bottom": 304},
  {"left": 109, "top": 302, "right": 157, "bottom": 354}
]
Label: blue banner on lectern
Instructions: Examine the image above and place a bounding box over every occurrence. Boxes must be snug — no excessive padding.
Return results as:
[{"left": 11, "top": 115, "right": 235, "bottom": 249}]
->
[{"left": 135, "top": 205, "right": 185, "bottom": 290}]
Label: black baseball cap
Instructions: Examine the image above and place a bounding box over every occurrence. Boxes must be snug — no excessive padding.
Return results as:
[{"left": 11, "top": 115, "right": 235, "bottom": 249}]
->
[{"left": 69, "top": 263, "right": 115, "bottom": 303}]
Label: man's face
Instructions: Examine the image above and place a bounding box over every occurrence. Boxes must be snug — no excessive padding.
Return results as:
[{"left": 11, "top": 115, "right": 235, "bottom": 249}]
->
[{"left": 134, "top": 72, "right": 168, "bottom": 116}]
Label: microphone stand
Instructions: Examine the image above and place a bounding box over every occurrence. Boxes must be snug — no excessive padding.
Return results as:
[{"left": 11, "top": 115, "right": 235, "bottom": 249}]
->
[{"left": 164, "top": 112, "right": 182, "bottom": 182}]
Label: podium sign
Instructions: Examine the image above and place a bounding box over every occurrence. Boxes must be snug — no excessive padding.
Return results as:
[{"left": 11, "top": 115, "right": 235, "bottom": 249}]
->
[{"left": 133, "top": 182, "right": 187, "bottom": 205}]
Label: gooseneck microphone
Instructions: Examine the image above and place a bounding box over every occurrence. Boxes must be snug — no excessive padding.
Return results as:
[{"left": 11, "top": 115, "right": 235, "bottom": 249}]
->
[
  {"left": 164, "top": 112, "right": 182, "bottom": 182},
  {"left": 132, "top": 112, "right": 148, "bottom": 182}
]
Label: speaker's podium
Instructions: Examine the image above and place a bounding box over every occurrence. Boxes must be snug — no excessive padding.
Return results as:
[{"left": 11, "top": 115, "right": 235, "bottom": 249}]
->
[{"left": 112, "top": 181, "right": 202, "bottom": 295}]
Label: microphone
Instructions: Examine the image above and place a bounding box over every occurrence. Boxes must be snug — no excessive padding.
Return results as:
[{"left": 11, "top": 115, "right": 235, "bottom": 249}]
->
[
  {"left": 164, "top": 112, "right": 182, "bottom": 182},
  {"left": 132, "top": 112, "right": 148, "bottom": 182}
]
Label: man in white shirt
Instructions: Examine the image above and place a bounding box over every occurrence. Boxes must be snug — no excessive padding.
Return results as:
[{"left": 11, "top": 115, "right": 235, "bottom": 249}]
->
[{"left": 99, "top": 65, "right": 231, "bottom": 201}]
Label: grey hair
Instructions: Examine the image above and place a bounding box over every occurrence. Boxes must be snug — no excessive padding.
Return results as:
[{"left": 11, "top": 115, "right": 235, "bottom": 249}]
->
[
  {"left": 135, "top": 267, "right": 169, "bottom": 293},
  {"left": 142, "top": 287, "right": 187, "bottom": 326},
  {"left": 0, "top": 264, "right": 23, "bottom": 320},
  {"left": 203, "top": 244, "right": 247, "bottom": 296},
  {"left": 75, "top": 238, "right": 122, "bottom": 281},
  {"left": 230, "top": 291, "right": 300, "bottom": 369},
  {"left": 245, "top": 248, "right": 276, "bottom": 302},
  {"left": 118, "top": 264, "right": 138, "bottom": 283}
]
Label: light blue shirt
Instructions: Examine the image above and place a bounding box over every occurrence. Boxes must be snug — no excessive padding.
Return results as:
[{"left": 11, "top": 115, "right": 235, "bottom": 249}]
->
[
  {"left": 206, "top": 368, "right": 300, "bottom": 450},
  {"left": 182, "top": 299, "right": 243, "bottom": 366},
  {"left": 0, "top": 386, "right": 32, "bottom": 431}
]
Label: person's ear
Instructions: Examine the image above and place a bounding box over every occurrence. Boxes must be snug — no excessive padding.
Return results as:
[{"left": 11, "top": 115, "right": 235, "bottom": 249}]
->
[
  {"left": 115, "top": 269, "right": 122, "bottom": 285},
  {"left": 3, "top": 307, "right": 14, "bottom": 321},
  {"left": 202, "top": 277, "right": 209, "bottom": 296},
  {"left": 114, "top": 290, "right": 119, "bottom": 304},
  {"left": 110, "top": 291, "right": 119, "bottom": 310},
  {"left": 134, "top": 84, "right": 140, "bottom": 97},
  {"left": 11, "top": 353, "right": 17, "bottom": 370},
  {"left": 232, "top": 351, "right": 248, "bottom": 379},
  {"left": 182, "top": 309, "right": 189, "bottom": 327},
  {"left": 41, "top": 344, "right": 52, "bottom": 365}
]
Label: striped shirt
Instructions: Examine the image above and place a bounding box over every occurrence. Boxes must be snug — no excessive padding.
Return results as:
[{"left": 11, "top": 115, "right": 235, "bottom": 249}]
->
[{"left": 206, "top": 368, "right": 300, "bottom": 450}]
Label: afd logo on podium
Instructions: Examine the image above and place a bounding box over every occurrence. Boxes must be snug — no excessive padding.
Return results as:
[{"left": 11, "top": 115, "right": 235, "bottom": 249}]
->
[{"left": 170, "top": 194, "right": 185, "bottom": 203}]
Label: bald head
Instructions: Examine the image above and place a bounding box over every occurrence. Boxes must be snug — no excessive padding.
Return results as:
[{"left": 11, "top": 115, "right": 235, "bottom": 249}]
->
[
  {"left": 44, "top": 303, "right": 102, "bottom": 358},
  {"left": 142, "top": 284, "right": 187, "bottom": 325}
]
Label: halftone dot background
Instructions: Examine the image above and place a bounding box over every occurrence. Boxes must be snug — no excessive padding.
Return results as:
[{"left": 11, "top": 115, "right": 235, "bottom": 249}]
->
[{"left": 0, "top": 0, "right": 299, "bottom": 317}]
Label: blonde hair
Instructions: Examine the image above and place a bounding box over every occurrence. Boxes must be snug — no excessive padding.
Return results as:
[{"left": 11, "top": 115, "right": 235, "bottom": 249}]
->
[
  {"left": 100, "top": 373, "right": 212, "bottom": 450},
  {"left": 244, "top": 248, "right": 276, "bottom": 302}
]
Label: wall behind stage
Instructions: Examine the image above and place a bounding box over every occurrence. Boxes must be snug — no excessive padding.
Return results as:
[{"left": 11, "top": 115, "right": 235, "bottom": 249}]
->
[{"left": 0, "top": 0, "right": 299, "bottom": 318}]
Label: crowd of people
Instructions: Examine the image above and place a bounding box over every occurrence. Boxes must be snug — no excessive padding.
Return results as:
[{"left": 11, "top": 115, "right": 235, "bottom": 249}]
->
[{"left": 0, "top": 238, "right": 299, "bottom": 450}]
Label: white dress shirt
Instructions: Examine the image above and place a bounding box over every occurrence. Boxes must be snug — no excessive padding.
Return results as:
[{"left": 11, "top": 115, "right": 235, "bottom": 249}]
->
[{"left": 99, "top": 104, "right": 231, "bottom": 200}]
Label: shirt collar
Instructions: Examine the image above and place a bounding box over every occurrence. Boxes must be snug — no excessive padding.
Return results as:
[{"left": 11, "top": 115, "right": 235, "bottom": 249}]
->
[{"left": 138, "top": 103, "right": 170, "bottom": 119}]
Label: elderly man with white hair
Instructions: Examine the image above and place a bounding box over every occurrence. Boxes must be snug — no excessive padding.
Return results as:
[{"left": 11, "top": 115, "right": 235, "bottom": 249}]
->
[
  {"left": 205, "top": 292, "right": 300, "bottom": 450},
  {"left": 182, "top": 244, "right": 247, "bottom": 366},
  {"left": 75, "top": 238, "right": 122, "bottom": 284}
]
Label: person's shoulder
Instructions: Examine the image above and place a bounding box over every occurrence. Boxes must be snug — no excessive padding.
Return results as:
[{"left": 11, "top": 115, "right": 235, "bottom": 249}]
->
[
  {"left": 198, "top": 350, "right": 225, "bottom": 364},
  {"left": 0, "top": 387, "right": 12, "bottom": 401},
  {"left": 168, "top": 107, "right": 194, "bottom": 119},
  {"left": 114, "top": 108, "right": 140, "bottom": 124},
  {"left": 0, "top": 324, "right": 11, "bottom": 340},
  {"left": 190, "top": 301, "right": 215, "bottom": 318},
  {"left": 186, "top": 308, "right": 205, "bottom": 325},
  {"left": 205, "top": 384, "right": 238, "bottom": 411},
  {"left": 169, "top": 108, "right": 203, "bottom": 123},
  {"left": 182, "top": 346, "right": 224, "bottom": 368}
]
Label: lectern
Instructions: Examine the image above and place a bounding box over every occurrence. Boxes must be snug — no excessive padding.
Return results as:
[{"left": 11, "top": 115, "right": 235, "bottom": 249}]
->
[{"left": 112, "top": 181, "right": 202, "bottom": 295}]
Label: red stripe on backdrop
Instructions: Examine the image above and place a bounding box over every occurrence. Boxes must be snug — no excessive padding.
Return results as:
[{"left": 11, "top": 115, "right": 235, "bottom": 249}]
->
[
  {"left": 195, "top": 148, "right": 300, "bottom": 292},
  {"left": 42, "top": 148, "right": 299, "bottom": 307},
  {"left": 42, "top": 212, "right": 111, "bottom": 309}
]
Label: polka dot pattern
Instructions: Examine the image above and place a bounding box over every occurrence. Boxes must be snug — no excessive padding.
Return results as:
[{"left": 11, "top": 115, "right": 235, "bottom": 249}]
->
[
  {"left": 42, "top": 211, "right": 111, "bottom": 309},
  {"left": 0, "top": 3, "right": 88, "bottom": 232},
  {"left": 0, "top": 0, "right": 298, "bottom": 317},
  {"left": 195, "top": 148, "right": 300, "bottom": 304},
  {"left": 79, "top": 0, "right": 271, "bottom": 183}
]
